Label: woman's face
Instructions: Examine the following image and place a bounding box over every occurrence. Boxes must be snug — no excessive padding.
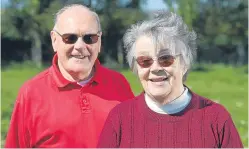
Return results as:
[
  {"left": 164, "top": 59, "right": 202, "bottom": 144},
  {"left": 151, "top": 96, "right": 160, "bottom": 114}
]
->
[{"left": 134, "top": 35, "right": 186, "bottom": 103}]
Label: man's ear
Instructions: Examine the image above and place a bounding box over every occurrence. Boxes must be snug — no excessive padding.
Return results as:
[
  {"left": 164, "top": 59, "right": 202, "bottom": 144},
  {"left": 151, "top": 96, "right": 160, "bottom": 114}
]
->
[
  {"left": 50, "top": 31, "right": 57, "bottom": 52},
  {"left": 98, "top": 32, "right": 102, "bottom": 53}
]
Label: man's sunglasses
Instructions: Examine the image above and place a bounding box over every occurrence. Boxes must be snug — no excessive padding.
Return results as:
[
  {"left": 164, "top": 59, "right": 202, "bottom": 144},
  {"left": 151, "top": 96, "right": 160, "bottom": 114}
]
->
[
  {"left": 53, "top": 30, "right": 100, "bottom": 44},
  {"left": 136, "top": 55, "right": 179, "bottom": 68}
]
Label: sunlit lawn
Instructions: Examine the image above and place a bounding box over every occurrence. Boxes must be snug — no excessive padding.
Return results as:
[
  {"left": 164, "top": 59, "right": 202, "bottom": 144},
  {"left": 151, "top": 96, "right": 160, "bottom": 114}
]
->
[{"left": 1, "top": 63, "right": 248, "bottom": 147}]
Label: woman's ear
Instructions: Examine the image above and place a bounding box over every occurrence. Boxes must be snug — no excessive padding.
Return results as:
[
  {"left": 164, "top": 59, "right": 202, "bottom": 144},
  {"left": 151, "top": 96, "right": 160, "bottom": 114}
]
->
[
  {"left": 183, "top": 66, "right": 188, "bottom": 75},
  {"left": 182, "top": 65, "right": 189, "bottom": 82}
]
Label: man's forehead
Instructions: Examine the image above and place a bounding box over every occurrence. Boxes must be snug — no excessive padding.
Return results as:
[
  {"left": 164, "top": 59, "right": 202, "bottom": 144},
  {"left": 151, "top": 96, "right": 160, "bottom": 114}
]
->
[
  {"left": 56, "top": 8, "right": 98, "bottom": 32},
  {"left": 57, "top": 6, "right": 95, "bottom": 24},
  {"left": 64, "top": 6, "right": 91, "bottom": 14}
]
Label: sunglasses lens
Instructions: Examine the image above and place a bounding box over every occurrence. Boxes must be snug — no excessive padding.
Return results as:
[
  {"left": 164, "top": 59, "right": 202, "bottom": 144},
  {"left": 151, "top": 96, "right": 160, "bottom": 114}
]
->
[
  {"left": 83, "top": 34, "right": 99, "bottom": 44},
  {"left": 62, "top": 34, "right": 78, "bottom": 44},
  {"left": 158, "top": 55, "right": 175, "bottom": 67},
  {"left": 136, "top": 56, "right": 154, "bottom": 68}
]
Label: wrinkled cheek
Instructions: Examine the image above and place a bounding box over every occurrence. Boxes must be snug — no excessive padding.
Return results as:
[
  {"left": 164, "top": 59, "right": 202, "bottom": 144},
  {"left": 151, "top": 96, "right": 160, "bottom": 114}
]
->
[
  {"left": 139, "top": 68, "right": 149, "bottom": 78},
  {"left": 167, "top": 75, "right": 175, "bottom": 87},
  {"left": 140, "top": 80, "right": 148, "bottom": 93},
  {"left": 169, "top": 74, "right": 182, "bottom": 89},
  {"left": 137, "top": 70, "right": 149, "bottom": 90}
]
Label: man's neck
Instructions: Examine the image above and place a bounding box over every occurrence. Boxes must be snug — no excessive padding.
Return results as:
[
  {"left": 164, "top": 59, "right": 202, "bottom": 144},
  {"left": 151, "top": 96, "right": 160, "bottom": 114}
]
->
[{"left": 57, "top": 61, "right": 94, "bottom": 82}]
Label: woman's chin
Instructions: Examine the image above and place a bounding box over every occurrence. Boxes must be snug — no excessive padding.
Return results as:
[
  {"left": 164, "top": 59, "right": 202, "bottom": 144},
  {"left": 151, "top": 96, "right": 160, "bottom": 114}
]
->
[
  {"left": 147, "top": 92, "right": 168, "bottom": 101},
  {"left": 149, "top": 85, "right": 170, "bottom": 93}
]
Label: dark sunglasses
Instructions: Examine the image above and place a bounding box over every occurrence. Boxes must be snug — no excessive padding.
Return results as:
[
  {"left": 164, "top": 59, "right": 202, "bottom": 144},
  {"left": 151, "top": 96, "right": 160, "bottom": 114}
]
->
[
  {"left": 53, "top": 30, "right": 100, "bottom": 44},
  {"left": 136, "top": 55, "right": 179, "bottom": 68}
]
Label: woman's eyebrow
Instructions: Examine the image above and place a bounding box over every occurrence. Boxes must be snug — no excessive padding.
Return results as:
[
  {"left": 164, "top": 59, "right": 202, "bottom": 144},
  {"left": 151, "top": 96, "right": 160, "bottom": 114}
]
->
[
  {"left": 137, "top": 51, "right": 150, "bottom": 55},
  {"left": 157, "top": 48, "right": 171, "bottom": 56}
]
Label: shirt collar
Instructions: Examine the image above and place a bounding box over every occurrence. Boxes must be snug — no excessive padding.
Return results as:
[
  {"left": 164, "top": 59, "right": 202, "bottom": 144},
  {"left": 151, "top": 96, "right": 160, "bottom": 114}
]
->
[
  {"left": 144, "top": 87, "right": 192, "bottom": 114},
  {"left": 50, "top": 53, "right": 103, "bottom": 88}
]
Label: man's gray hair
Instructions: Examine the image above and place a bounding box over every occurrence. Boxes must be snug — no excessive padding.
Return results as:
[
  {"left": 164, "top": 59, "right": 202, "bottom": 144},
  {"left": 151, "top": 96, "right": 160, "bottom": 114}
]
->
[
  {"left": 123, "top": 10, "right": 197, "bottom": 81},
  {"left": 53, "top": 4, "right": 101, "bottom": 31}
]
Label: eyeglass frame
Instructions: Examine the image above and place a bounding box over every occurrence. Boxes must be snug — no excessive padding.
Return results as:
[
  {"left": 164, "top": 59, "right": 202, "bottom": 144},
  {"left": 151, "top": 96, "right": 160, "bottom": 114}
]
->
[
  {"left": 135, "top": 54, "right": 181, "bottom": 68},
  {"left": 53, "top": 30, "right": 101, "bottom": 44}
]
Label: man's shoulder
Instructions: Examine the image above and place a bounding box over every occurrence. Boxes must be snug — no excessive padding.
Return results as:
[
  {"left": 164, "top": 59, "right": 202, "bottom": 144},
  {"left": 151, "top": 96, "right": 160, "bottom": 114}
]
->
[
  {"left": 21, "top": 67, "right": 52, "bottom": 90},
  {"left": 15, "top": 67, "right": 52, "bottom": 103},
  {"left": 99, "top": 65, "right": 127, "bottom": 79}
]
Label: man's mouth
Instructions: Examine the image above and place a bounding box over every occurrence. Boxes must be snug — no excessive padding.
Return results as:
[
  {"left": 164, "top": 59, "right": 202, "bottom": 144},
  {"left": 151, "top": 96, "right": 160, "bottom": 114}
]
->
[{"left": 71, "top": 55, "right": 87, "bottom": 59}]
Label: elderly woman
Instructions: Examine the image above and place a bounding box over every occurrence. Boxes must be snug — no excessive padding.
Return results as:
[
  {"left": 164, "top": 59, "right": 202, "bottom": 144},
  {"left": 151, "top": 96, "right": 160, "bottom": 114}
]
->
[{"left": 97, "top": 11, "right": 243, "bottom": 148}]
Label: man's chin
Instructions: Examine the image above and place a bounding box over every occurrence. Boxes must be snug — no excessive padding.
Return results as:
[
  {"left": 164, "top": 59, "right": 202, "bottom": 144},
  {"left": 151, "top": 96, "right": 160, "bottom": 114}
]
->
[{"left": 70, "top": 67, "right": 90, "bottom": 73}]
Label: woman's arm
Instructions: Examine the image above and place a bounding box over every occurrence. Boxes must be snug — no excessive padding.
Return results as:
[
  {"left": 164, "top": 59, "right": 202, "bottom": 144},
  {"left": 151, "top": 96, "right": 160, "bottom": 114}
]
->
[{"left": 97, "top": 106, "right": 121, "bottom": 148}]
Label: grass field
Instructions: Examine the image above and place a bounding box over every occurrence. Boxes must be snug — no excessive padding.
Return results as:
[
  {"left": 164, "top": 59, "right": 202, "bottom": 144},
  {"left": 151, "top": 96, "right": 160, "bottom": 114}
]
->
[{"left": 1, "top": 63, "right": 248, "bottom": 147}]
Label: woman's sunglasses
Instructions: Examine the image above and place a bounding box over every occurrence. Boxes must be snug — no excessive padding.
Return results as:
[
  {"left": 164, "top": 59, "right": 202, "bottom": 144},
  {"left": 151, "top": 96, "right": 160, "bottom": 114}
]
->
[
  {"left": 136, "top": 55, "right": 178, "bottom": 68},
  {"left": 53, "top": 30, "right": 100, "bottom": 44}
]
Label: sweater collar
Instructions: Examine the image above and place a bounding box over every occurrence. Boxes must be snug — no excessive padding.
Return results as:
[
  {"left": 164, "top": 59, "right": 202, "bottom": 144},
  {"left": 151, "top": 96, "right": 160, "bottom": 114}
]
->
[{"left": 144, "top": 87, "right": 191, "bottom": 114}]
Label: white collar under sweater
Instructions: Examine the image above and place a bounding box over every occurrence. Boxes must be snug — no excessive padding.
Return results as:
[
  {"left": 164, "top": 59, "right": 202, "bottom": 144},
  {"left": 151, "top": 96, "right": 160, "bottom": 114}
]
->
[{"left": 145, "top": 87, "right": 192, "bottom": 114}]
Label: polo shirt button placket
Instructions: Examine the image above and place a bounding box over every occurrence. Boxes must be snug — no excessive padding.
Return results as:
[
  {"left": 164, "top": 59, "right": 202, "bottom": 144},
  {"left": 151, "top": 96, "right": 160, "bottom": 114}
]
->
[{"left": 80, "top": 94, "right": 91, "bottom": 113}]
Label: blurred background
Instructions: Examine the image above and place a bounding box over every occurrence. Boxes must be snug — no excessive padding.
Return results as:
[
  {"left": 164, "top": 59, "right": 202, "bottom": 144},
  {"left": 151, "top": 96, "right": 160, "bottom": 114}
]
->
[{"left": 1, "top": 0, "right": 248, "bottom": 147}]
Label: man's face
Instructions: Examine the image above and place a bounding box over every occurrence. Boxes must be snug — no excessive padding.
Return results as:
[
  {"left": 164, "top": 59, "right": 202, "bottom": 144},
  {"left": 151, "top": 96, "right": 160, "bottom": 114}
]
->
[{"left": 51, "top": 7, "right": 102, "bottom": 78}]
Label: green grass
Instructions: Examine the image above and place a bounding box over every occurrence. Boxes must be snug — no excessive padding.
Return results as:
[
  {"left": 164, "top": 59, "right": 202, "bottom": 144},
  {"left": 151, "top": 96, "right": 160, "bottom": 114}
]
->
[{"left": 1, "top": 64, "right": 248, "bottom": 147}]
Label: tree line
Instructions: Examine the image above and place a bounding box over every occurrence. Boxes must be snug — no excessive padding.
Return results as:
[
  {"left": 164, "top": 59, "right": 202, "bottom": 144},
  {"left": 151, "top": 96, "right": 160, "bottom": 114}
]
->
[{"left": 1, "top": 0, "right": 248, "bottom": 68}]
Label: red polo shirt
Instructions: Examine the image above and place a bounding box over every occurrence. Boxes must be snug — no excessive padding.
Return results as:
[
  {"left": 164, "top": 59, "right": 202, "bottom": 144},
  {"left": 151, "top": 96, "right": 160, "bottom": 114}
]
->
[{"left": 5, "top": 54, "right": 134, "bottom": 148}]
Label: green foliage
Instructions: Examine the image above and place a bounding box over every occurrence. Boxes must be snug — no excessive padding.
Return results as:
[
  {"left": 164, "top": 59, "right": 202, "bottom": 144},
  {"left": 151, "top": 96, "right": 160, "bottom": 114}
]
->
[
  {"left": 164, "top": 0, "right": 200, "bottom": 29},
  {"left": 1, "top": 0, "right": 60, "bottom": 40},
  {"left": 1, "top": 0, "right": 247, "bottom": 66},
  {"left": 163, "top": 0, "right": 248, "bottom": 65},
  {"left": 1, "top": 64, "right": 248, "bottom": 147},
  {"left": 1, "top": 0, "right": 62, "bottom": 67}
]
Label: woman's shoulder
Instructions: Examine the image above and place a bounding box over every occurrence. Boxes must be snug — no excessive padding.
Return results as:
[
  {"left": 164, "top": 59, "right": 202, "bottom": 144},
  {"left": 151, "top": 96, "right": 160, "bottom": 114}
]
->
[{"left": 191, "top": 90, "right": 232, "bottom": 121}]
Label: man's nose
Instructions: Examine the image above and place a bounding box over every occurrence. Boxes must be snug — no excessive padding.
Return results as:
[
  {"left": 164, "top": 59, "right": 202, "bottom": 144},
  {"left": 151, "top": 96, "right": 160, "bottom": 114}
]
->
[{"left": 74, "top": 37, "right": 87, "bottom": 49}]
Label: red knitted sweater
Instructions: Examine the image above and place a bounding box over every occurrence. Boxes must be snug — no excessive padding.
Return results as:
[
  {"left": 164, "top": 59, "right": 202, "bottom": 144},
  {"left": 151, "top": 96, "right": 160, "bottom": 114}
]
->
[{"left": 97, "top": 91, "right": 243, "bottom": 148}]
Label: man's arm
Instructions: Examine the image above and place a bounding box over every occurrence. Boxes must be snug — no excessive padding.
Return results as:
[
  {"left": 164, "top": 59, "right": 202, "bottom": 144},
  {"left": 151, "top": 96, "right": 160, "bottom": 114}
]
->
[
  {"left": 5, "top": 86, "right": 30, "bottom": 148},
  {"left": 117, "top": 73, "right": 135, "bottom": 100}
]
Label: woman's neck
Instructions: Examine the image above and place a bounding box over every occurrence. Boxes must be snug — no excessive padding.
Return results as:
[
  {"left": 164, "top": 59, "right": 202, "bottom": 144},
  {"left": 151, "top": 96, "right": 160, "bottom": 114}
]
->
[
  {"left": 148, "top": 84, "right": 185, "bottom": 105},
  {"left": 145, "top": 86, "right": 191, "bottom": 114}
]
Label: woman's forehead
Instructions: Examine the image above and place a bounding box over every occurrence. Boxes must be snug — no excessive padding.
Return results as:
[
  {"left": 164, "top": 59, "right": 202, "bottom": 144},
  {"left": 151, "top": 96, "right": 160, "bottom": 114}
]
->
[
  {"left": 135, "top": 48, "right": 173, "bottom": 57},
  {"left": 134, "top": 35, "right": 185, "bottom": 56},
  {"left": 135, "top": 42, "right": 176, "bottom": 56},
  {"left": 154, "top": 37, "right": 184, "bottom": 55}
]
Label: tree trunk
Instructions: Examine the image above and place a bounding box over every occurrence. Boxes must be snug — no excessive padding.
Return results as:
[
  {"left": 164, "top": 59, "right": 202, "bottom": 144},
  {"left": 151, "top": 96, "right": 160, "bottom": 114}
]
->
[
  {"left": 120, "top": 40, "right": 129, "bottom": 68},
  {"left": 236, "top": 42, "right": 245, "bottom": 66},
  {"left": 31, "top": 31, "right": 42, "bottom": 68}
]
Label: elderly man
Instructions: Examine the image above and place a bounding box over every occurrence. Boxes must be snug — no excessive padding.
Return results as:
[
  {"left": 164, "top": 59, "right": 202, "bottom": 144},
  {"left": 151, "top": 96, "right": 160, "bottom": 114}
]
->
[{"left": 5, "top": 4, "right": 134, "bottom": 148}]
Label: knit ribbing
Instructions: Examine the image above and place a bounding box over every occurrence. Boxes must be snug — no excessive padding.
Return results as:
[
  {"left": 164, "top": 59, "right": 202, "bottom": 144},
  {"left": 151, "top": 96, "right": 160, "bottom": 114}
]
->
[{"left": 97, "top": 90, "right": 243, "bottom": 148}]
